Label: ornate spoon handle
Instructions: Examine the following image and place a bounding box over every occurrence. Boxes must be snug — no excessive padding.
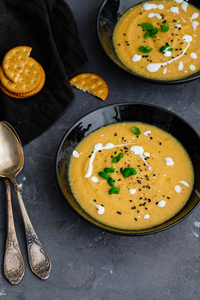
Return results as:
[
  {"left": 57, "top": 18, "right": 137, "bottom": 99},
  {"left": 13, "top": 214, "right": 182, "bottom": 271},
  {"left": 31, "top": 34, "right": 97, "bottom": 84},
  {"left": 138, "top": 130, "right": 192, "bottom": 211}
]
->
[
  {"left": 11, "top": 177, "right": 52, "bottom": 280},
  {"left": 4, "top": 179, "right": 25, "bottom": 284}
]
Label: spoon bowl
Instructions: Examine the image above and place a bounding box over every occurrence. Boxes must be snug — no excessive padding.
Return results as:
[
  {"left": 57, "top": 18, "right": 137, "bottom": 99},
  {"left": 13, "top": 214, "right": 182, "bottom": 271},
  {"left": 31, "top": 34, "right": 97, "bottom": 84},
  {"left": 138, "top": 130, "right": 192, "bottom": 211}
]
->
[{"left": 0, "top": 123, "right": 23, "bottom": 179}]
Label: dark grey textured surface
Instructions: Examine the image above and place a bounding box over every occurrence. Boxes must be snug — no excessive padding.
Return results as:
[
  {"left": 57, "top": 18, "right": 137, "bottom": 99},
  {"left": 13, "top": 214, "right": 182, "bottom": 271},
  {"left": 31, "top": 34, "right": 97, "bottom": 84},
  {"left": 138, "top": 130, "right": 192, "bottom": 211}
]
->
[{"left": 0, "top": 0, "right": 200, "bottom": 299}]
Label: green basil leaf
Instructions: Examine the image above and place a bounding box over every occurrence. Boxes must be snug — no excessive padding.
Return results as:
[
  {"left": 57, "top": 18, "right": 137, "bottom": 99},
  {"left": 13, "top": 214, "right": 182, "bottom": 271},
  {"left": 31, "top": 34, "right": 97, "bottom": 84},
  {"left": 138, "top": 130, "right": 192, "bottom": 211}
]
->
[
  {"left": 150, "top": 27, "right": 158, "bottom": 37},
  {"left": 104, "top": 167, "right": 115, "bottom": 173},
  {"left": 98, "top": 171, "right": 110, "bottom": 179},
  {"left": 121, "top": 168, "right": 137, "bottom": 178},
  {"left": 160, "top": 45, "right": 173, "bottom": 52},
  {"left": 144, "top": 31, "right": 151, "bottom": 39},
  {"left": 112, "top": 152, "right": 124, "bottom": 163},
  {"left": 161, "top": 24, "right": 169, "bottom": 32},
  {"left": 140, "top": 23, "right": 153, "bottom": 31},
  {"left": 132, "top": 126, "right": 141, "bottom": 135},
  {"left": 139, "top": 46, "right": 152, "bottom": 53},
  {"left": 117, "top": 153, "right": 124, "bottom": 160},
  {"left": 107, "top": 177, "right": 115, "bottom": 187},
  {"left": 109, "top": 187, "right": 120, "bottom": 195},
  {"left": 112, "top": 157, "right": 119, "bottom": 163}
]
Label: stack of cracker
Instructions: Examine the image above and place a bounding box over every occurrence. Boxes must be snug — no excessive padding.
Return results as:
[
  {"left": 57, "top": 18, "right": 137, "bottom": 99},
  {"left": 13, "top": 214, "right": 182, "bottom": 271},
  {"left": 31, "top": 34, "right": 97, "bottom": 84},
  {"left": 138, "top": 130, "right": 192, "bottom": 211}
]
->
[{"left": 0, "top": 46, "right": 45, "bottom": 99}]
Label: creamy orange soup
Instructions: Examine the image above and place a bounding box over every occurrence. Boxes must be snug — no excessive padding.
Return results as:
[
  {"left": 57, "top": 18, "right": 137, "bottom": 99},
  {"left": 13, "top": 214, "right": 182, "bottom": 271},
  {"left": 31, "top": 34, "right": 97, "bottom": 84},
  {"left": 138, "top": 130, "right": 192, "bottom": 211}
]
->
[
  {"left": 69, "top": 123, "right": 194, "bottom": 230},
  {"left": 113, "top": 0, "right": 200, "bottom": 80}
]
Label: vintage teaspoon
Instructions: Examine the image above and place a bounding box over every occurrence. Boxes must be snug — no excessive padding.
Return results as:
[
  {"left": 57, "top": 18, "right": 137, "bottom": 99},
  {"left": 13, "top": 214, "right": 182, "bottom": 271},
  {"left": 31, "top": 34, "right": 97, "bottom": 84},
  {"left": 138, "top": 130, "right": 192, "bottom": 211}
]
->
[
  {"left": 0, "top": 122, "right": 51, "bottom": 280},
  {"left": 0, "top": 122, "right": 25, "bottom": 284},
  {"left": 4, "top": 178, "right": 25, "bottom": 284}
]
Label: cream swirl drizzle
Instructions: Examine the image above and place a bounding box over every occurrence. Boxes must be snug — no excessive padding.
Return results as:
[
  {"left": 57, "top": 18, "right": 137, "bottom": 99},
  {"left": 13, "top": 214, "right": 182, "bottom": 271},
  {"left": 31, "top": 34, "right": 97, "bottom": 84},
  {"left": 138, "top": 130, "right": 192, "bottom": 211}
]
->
[
  {"left": 130, "top": 146, "right": 151, "bottom": 170},
  {"left": 143, "top": 3, "right": 164, "bottom": 10},
  {"left": 89, "top": 201, "right": 105, "bottom": 215},
  {"left": 85, "top": 142, "right": 135, "bottom": 178},
  {"left": 146, "top": 35, "right": 193, "bottom": 73},
  {"left": 148, "top": 13, "right": 162, "bottom": 19}
]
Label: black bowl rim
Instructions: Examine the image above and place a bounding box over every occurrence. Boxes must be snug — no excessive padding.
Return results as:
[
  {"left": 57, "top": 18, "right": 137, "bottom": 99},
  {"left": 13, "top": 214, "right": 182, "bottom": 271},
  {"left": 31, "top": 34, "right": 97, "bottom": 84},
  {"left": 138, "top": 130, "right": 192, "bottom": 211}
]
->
[
  {"left": 96, "top": 0, "right": 200, "bottom": 84},
  {"left": 56, "top": 102, "right": 200, "bottom": 235}
]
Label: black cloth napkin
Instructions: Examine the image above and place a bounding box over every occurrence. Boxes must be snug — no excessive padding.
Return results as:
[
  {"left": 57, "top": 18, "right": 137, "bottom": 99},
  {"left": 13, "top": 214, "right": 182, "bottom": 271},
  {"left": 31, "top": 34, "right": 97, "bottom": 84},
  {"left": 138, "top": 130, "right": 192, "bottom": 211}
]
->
[{"left": 0, "top": 0, "right": 87, "bottom": 145}]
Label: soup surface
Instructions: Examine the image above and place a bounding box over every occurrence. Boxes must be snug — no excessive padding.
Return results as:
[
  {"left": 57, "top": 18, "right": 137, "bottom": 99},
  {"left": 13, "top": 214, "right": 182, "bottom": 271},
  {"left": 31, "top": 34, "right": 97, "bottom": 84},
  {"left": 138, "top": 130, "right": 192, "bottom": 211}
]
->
[
  {"left": 112, "top": 0, "right": 200, "bottom": 80},
  {"left": 69, "top": 123, "right": 194, "bottom": 230}
]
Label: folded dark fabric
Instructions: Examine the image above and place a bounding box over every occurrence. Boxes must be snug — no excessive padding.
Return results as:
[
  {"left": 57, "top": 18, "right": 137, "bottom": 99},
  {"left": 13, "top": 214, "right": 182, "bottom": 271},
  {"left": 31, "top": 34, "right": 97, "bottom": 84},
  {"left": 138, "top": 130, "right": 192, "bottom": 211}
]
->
[{"left": 0, "top": 0, "right": 87, "bottom": 145}]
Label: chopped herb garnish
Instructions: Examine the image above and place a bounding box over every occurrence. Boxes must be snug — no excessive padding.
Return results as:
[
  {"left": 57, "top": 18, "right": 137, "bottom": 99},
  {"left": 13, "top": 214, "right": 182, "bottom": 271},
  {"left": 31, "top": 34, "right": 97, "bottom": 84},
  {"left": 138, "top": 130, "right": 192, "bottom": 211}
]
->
[
  {"left": 98, "top": 171, "right": 110, "bottom": 179},
  {"left": 139, "top": 46, "right": 152, "bottom": 53},
  {"left": 140, "top": 23, "right": 158, "bottom": 39},
  {"left": 141, "top": 23, "right": 153, "bottom": 31},
  {"left": 160, "top": 45, "right": 173, "bottom": 53},
  {"left": 109, "top": 187, "right": 120, "bottom": 194},
  {"left": 104, "top": 167, "right": 115, "bottom": 173},
  {"left": 107, "top": 177, "right": 115, "bottom": 187},
  {"left": 150, "top": 27, "right": 158, "bottom": 37},
  {"left": 144, "top": 31, "right": 151, "bottom": 39},
  {"left": 161, "top": 24, "right": 169, "bottom": 32},
  {"left": 112, "top": 152, "right": 124, "bottom": 163},
  {"left": 121, "top": 167, "right": 137, "bottom": 178},
  {"left": 132, "top": 126, "right": 141, "bottom": 136}
]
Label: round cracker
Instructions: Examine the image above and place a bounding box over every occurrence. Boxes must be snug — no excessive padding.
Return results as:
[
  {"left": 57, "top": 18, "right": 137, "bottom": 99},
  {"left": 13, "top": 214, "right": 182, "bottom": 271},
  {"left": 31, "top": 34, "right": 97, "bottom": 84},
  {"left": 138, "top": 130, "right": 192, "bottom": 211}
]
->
[
  {"left": 70, "top": 73, "right": 108, "bottom": 101},
  {"left": 0, "top": 66, "right": 45, "bottom": 99},
  {"left": 0, "top": 57, "right": 42, "bottom": 94},
  {"left": 2, "top": 46, "right": 32, "bottom": 83}
]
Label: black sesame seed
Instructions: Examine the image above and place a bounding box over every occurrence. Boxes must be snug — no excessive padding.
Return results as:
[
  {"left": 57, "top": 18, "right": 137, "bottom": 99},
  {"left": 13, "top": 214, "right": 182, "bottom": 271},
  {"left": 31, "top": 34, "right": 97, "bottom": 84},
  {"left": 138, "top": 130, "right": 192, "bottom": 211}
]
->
[{"left": 117, "top": 211, "right": 121, "bottom": 215}]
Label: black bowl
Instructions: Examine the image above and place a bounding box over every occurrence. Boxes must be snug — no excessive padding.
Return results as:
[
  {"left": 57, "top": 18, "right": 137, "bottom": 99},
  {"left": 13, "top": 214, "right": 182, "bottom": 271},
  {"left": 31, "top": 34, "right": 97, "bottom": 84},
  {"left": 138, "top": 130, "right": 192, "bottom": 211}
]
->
[
  {"left": 96, "top": 0, "right": 200, "bottom": 83},
  {"left": 56, "top": 103, "right": 200, "bottom": 235}
]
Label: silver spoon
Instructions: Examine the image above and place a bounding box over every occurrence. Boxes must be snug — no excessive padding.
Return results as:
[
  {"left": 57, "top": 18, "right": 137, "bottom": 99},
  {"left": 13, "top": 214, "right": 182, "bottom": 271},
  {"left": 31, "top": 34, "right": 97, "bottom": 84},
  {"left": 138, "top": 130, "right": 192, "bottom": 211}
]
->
[
  {"left": 0, "top": 122, "right": 51, "bottom": 280},
  {"left": 4, "top": 178, "right": 25, "bottom": 284},
  {"left": 1, "top": 122, "right": 25, "bottom": 284}
]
